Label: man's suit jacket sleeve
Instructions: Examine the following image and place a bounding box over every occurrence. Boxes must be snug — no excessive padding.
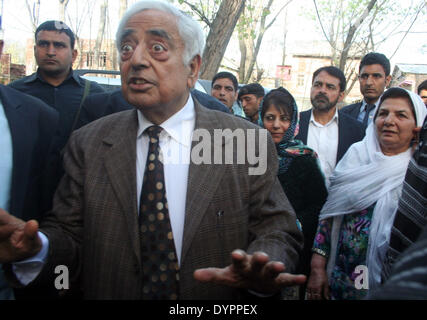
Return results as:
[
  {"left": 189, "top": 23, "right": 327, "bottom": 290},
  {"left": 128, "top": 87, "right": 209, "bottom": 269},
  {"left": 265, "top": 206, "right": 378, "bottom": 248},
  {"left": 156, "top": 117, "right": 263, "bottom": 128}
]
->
[
  {"left": 246, "top": 131, "right": 303, "bottom": 273},
  {"left": 33, "top": 129, "right": 85, "bottom": 286}
]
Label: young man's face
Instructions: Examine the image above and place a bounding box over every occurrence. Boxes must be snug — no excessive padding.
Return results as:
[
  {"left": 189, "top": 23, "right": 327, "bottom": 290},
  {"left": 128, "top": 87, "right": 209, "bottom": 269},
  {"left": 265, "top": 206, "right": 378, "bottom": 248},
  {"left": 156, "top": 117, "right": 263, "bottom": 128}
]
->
[
  {"left": 34, "top": 30, "right": 77, "bottom": 77},
  {"left": 358, "top": 64, "right": 391, "bottom": 104},
  {"left": 211, "top": 78, "right": 237, "bottom": 109},
  {"left": 419, "top": 89, "right": 427, "bottom": 107},
  {"left": 240, "top": 94, "right": 263, "bottom": 118}
]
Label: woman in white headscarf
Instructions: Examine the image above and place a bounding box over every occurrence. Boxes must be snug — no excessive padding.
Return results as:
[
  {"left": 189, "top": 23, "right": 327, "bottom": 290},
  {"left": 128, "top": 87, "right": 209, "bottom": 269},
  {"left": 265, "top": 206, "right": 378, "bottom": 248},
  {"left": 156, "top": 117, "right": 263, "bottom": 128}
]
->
[{"left": 306, "top": 87, "right": 427, "bottom": 300}]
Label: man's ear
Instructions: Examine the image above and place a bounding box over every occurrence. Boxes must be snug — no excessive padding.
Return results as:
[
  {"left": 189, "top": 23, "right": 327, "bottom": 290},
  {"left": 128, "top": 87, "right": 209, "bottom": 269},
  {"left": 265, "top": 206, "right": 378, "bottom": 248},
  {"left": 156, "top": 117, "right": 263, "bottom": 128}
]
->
[
  {"left": 385, "top": 74, "right": 392, "bottom": 87},
  {"left": 338, "top": 91, "right": 345, "bottom": 102},
  {"left": 72, "top": 49, "right": 78, "bottom": 64},
  {"left": 187, "top": 54, "right": 202, "bottom": 88}
]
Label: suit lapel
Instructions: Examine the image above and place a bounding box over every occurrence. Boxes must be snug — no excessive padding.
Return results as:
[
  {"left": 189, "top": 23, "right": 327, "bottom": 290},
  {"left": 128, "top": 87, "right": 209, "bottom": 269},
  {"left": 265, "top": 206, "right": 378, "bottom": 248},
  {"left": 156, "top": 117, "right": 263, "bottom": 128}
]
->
[
  {"left": 181, "top": 102, "right": 227, "bottom": 265},
  {"left": 296, "top": 110, "right": 310, "bottom": 144},
  {"left": 337, "top": 110, "right": 348, "bottom": 163},
  {"left": 351, "top": 102, "right": 362, "bottom": 119},
  {"left": 102, "top": 110, "right": 141, "bottom": 262}
]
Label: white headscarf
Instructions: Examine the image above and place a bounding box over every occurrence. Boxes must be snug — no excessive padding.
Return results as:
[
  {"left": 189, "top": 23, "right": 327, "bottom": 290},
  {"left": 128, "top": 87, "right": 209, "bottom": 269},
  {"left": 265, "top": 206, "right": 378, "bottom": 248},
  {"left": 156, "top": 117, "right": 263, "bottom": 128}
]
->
[{"left": 320, "top": 88, "right": 427, "bottom": 290}]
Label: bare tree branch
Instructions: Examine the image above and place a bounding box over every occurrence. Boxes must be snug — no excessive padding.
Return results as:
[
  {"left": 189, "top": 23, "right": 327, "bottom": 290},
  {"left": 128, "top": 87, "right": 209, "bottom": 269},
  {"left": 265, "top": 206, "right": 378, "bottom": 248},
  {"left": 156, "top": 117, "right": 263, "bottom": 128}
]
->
[
  {"left": 338, "top": 0, "right": 377, "bottom": 70},
  {"left": 182, "top": 0, "right": 211, "bottom": 27},
  {"left": 389, "top": 1, "right": 426, "bottom": 59},
  {"left": 265, "top": 0, "right": 292, "bottom": 30}
]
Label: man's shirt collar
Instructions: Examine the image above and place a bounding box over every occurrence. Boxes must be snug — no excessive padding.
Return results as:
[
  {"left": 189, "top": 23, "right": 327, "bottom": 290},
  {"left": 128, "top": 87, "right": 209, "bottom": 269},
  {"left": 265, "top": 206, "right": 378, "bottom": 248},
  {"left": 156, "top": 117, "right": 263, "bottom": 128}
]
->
[
  {"left": 25, "top": 68, "right": 82, "bottom": 86},
  {"left": 137, "top": 94, "right": 195, "bottom": 148},
  {"left": 309, "top": 107, "right": 339, "bottom": 127},
  {"left": 361, "top": 97, "right": 381, "bottom": 111}
]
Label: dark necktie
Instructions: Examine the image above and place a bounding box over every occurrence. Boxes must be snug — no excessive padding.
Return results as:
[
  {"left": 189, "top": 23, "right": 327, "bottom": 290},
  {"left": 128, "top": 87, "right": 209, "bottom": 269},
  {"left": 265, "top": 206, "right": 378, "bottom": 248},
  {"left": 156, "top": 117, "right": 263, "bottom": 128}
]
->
[
  {"left": 139, "top": 125, "right": 179, "bottom": 300},
  {"left": 362, "top": 104, "right": 375, "bottom": 127}
]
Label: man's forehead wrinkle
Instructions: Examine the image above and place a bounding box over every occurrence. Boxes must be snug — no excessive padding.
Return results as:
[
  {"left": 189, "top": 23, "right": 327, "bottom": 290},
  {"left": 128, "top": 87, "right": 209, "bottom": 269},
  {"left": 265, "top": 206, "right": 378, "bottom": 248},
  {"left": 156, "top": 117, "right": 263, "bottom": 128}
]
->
[{"left": 120, "top": 26, "right": 176, "bottom": 46}]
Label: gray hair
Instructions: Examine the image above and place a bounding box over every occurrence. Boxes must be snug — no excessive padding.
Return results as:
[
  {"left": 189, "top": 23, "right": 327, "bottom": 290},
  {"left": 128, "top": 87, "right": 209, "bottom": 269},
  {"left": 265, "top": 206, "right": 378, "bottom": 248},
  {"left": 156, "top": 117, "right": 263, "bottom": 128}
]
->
[{"left": 116, "top": 0, "right": 205, "bottom": 66}]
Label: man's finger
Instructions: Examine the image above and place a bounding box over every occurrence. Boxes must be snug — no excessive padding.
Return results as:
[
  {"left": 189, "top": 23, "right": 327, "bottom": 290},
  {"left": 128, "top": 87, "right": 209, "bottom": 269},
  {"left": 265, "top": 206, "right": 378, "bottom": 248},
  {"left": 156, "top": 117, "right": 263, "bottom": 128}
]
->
[
  {"left": 193, "top": 268, "right": 239, "bottom": 287},
  {"left": 263, "top": 261, "right": 286, "bottom": 279},
  {"left": 276, "top": 273, "right": 306, "bottom": 287},
  {"left": 193, "top": 268, "right": 222, "bottom": 282},
  {"left": 23, "top": 220, "right": 39, "bottom": 240},
  {"left": 0, "top": 224, "right": 17, "bottom": 239},
  {"left": 230, "top": 249, "right": 249, "bottom": 271},
  {"left": 250, "top": 252, "right": 270, "bottom": 274}
]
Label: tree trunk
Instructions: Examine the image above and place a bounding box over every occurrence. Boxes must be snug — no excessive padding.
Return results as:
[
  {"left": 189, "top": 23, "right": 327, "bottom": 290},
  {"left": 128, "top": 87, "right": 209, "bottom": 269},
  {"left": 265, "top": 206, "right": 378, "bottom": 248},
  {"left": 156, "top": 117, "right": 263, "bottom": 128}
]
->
[
  {"left": 200, "top": 0, "right": 246, "bottom": 80},
  {"left": 26, "top": 0, "right": 41, "bottom": 32},
  {"left": 238, "top": 0, "right": 291, "bottom": 84},
  {"left": 338, "top": 0, "right": 377, "bottom": 71},
  {"left": 25, "top": 0, "right": 41, "bottom": 72},
  {"left": 119, "top": 0, "right": 128, "bottom": 19},
  {"left": 94, "top": 0, "right": 107, "bottom": 69},
  {"left": 238, "top": 36, "right": 247, "bottom": 81},
  {"left": 58, "top": 0, "right": 69, "bottom": 22},
  {"left": 281, "top": 7, "right": 288, "bottom": 66},
  {"left": 243, "top": 0, "right": 274, "bottom": 83}
]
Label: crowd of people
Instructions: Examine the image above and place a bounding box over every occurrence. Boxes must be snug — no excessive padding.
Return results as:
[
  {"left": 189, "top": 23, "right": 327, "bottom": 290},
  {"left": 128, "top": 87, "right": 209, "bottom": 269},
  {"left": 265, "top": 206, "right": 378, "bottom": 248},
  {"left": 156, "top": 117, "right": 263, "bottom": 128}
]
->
[{"left": 0, "top": 0, "right": 426, "bottom": 300}]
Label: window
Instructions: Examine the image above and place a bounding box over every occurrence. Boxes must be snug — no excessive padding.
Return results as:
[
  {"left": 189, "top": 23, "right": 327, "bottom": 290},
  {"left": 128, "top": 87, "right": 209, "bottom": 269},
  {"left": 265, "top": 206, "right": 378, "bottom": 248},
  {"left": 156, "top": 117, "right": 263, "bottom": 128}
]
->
[
  {"left": 86, "top": 52, "right": 94, "bottom": 68},
  {"left": 297, "top": 74, "right": 304, "bottom": 87},
  {"left": 98, "top": 52, "right": 107, "bottom": 68},
  {"left": 85, "top": 51, "right": 107, "bottom": 68}
]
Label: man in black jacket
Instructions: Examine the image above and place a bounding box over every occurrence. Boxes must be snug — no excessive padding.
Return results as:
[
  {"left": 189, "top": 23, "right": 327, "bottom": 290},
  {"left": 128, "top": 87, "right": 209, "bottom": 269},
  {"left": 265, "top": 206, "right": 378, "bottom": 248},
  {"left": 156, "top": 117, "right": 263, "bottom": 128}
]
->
[
  {"left": 0, "top": 85, "right": 58, "bottom": 299},
  {"left": 341, "top": 53, "right": 391, "bottom": 127},
  {"left": 295, "top": 66, "right": 365, "bottom": 186}
]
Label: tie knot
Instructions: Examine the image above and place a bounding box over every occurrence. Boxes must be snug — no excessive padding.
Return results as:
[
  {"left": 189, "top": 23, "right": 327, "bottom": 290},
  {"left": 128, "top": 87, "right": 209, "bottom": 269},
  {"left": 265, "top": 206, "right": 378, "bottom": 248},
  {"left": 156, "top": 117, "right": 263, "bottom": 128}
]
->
[
  {"left": 146, "top": 125, "right": 163, "bottom": 139},
  {"left": 365, "top": 104, "right": 375, "bottom": 112}
]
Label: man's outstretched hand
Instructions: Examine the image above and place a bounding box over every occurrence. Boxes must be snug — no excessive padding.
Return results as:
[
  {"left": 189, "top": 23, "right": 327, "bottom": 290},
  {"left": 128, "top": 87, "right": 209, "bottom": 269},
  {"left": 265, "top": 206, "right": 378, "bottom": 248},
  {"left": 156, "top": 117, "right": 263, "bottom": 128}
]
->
[
  {"left": 0, "top": 208, "right": 42, "bottom": 263},
  {"left": 193, "top": 249, "right": 306, "bottom": 294}
]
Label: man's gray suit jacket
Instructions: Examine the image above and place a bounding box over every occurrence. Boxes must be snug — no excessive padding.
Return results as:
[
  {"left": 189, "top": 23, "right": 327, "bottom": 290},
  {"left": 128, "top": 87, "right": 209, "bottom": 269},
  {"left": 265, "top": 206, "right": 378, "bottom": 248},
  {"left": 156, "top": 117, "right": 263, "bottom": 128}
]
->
[{"left": 31, "top": 100, "right": 303, "bottom": 299}]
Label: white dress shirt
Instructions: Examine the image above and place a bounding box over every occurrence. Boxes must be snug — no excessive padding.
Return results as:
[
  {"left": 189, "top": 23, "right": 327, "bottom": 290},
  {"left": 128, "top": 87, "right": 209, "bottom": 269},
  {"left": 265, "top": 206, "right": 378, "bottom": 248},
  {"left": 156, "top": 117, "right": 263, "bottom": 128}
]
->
[
  {"left": 307, "top": 109, "right": 339, "bottom": 187},
  {"left": 0, "top": 101, "right": 13, "bottom": 212},
  {"left": 13, "top": 94, "right": 196, "bottom": 284},
  {"left": 136, "top": 96, "right": 195, "bottom": 265}
]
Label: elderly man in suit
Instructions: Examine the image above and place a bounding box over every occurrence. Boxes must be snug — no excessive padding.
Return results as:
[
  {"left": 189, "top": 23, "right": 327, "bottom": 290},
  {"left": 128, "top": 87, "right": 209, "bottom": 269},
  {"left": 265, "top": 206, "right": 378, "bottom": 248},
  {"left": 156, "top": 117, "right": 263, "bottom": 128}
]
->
[
  {"left": 341, "top": 53, "right": 391, "bottom": 127},
  {"left": 0, "top": 0, "right": 303, "bottom": 300},
  {"left": 295, "top": 66, "right": 365, "bottom": 187}
]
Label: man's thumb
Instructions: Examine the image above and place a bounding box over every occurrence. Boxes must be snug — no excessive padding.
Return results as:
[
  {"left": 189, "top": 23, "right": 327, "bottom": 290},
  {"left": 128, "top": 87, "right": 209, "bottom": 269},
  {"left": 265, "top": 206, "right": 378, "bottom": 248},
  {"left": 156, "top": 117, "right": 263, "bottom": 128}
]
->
[{"left": 23, "top": 220, "right": 39, "bottom": 240}]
